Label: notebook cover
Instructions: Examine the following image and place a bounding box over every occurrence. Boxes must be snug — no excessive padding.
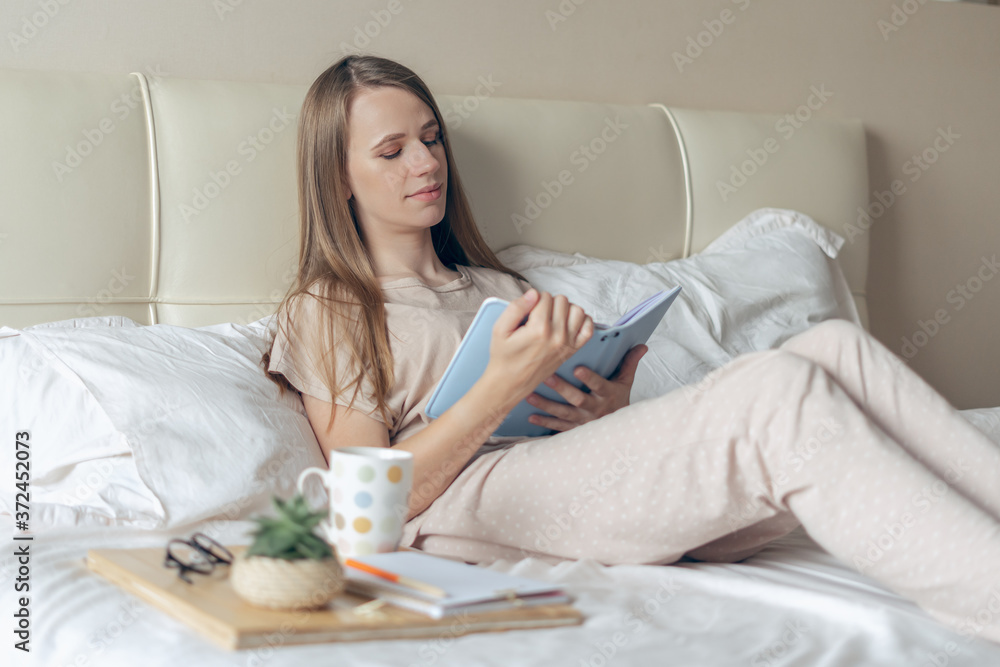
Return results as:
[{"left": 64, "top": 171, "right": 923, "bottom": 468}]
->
[{"left": 85, "top": 545, "right": 583, "bottom": 650}]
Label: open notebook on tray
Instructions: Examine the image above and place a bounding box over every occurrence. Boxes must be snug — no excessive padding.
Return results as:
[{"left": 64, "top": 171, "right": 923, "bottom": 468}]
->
[
  {"left": 425, "top": 285, "right": 682, "bottom": 437},
  {"left": 344, "top": 551, "right": 572, "bottom": 619}
]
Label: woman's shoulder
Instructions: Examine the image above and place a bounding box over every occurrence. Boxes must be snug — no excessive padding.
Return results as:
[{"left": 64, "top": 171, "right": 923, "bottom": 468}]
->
[
  {"left": 274, "top": 280, "right": 364, "bottom": 345},
  {"left": 289, "top": 279, "right": 366, "bottom": 314}
]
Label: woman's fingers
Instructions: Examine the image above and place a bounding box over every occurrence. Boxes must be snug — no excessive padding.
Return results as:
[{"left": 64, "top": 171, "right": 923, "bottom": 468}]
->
[
  {"left": 566, "top": 304, "right": 585, "bottom": 342},
  {"left": 576, "top": 315, "right": 593, "bottom": 347},
  {"left": 548, "top": 294, "right": 593, "bottom": 349},
  {"left": 551, "top": 294, "right": 569, "bottom": 346},
  {"left": 530, "top": 290, "right": 553, "bottom": 335},
  {"left": 526, "top": 291, "right": 592, "bottom": 352},
  {"left": 494, "top": 288, "right": 539, "bottom": 337}
]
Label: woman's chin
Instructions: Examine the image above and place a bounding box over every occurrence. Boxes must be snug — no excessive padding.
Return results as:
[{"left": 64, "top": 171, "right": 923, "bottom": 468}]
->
[
  {"left": 388, "top": 201, "right": 447, "bottom": 229},
  {"left": 420, "top": 205, "right": 447, "bottom": 227}
]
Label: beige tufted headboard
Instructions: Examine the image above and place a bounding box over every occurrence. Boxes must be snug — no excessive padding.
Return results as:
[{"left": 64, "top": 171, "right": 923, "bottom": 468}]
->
[{"left": 0, "top": 70, "right": 868, "bottom": 330}]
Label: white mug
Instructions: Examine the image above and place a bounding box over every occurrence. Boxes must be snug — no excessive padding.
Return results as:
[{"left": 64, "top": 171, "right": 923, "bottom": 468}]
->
[{"left": 297, "top": 447, "right": 414, "bottom": 561}]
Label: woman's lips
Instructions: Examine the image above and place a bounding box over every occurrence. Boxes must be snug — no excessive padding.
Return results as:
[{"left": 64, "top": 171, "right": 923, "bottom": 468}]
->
[{"left": 408, "top": 183, "right": 442, "bottom": 201}]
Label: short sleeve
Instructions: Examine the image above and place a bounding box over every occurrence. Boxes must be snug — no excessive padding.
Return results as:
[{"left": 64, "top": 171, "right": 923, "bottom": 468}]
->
[{"left": 267, "top": 292, "right": 385, "bottom": 423}]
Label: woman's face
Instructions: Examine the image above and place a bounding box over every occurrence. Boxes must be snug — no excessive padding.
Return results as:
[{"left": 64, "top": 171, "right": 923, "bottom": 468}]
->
[{"left": 344, "top": 86, "right": 448, "bottom": 236}]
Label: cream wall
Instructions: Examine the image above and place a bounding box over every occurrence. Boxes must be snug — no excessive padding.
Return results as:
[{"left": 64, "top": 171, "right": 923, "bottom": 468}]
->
[{"left": 2, "top": 0, "right": 997, "bottom": 408}]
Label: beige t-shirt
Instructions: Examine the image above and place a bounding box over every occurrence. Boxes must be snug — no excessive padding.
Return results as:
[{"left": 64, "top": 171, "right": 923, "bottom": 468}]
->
[{"left": 267, "top": 263, "right": 548, "bottom": 454}]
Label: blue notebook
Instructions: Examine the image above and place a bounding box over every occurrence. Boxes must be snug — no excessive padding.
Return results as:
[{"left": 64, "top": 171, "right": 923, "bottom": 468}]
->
[{"left": 424, "top": 285, "right": 682, "bottom": 437}]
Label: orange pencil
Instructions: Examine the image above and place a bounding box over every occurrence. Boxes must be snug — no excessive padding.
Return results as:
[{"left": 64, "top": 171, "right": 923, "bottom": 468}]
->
[{"left": 344, "top": 558, "right": 448, "bottom": 599}]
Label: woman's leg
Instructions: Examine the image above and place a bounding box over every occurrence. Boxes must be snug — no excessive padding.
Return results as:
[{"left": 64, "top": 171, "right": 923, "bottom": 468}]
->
[
  {"left": 408, "top": 350, "right": 806, "bottom": 567},
  {"left": 407, "top": 347, "right": 1000, "bottom": 643},
  {"left": 680, "top": 513, "right": 802, "bottom": 563},
  {"left": 778, "top": 318, "right": 1000, "bottom": 520},
  {"left": 689, "top": 318, "right": 1000, "bottom": 563}
]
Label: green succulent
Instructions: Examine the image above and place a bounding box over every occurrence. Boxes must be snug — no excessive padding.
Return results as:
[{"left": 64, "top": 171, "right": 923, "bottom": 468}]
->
[{"left": 245, "top": 493, "right": 334, "bottom": 561}]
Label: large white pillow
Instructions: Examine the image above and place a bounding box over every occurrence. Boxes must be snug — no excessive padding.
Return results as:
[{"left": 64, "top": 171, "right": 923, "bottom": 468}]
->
[
  {"left": 497, "top": 208, "right": 861, "bottom": 403},
  {"left": 0, "top": 316, "right": 326, "bottom": 529}
]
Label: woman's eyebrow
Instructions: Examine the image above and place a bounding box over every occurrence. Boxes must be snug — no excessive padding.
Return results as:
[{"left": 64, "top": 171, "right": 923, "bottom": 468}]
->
[{"left": 370, "top": 118, "right": 439, "bottom": 152}]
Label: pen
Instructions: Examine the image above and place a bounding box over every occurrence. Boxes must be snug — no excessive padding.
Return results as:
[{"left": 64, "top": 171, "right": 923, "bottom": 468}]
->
[{"left": 344, "top": 558, "right": 448, "bottom": 599}]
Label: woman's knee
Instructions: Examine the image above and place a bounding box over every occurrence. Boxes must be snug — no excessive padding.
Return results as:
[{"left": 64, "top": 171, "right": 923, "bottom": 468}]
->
[
  {"left": 675, "top": 349, "right": 826, "bottom": 415},
  {"left": 703, "top": 349, "right": 822, "bottom": 400},
  {"left": 758, "top": 349, "right": 824, "bottom": 386},
  {"left": 779, "top": 318, "right": 865, "bottom": 356}
]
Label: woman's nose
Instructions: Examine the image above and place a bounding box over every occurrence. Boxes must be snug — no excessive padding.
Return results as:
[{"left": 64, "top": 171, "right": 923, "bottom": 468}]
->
[{"left": 406, "top": 142, "right": 439, "bottom": 175}]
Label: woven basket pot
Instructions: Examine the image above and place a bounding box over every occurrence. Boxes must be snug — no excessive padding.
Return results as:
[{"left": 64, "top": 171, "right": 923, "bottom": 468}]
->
[{"left": 230, "top": 552, "right": 345, "bottom": 611}]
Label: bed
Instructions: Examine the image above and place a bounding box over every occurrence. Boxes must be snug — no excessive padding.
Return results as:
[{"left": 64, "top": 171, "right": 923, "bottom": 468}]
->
[{"left": 3, "top": 68, "right": 1000, "bottom": 666}]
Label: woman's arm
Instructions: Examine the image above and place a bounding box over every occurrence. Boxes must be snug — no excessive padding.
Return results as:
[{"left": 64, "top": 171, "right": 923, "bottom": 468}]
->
[
  {"left": 301, "top": 394, "right": 391, "bottom": 463},
  {"left": 304, "top": 289, "right": 591, "bottom": 521},
  {"left": 391, "top": 368, "right": 523, "bottom": 519},
  {"left": 302, "top": 369, "right": 523, "bottom": 521}
]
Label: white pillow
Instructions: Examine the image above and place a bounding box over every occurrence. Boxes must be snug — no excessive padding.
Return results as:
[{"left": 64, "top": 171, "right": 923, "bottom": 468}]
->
[
  {"left": 960, "top": 407, "right": 1000, "bottom": 445},
  {"left": 497, "top": 208, "right": 861, "bottom": 403},
  {"left": 0, "top": 321, "right": 165, "bottom": 529},
  {"left": 0, "top": 316, "right": 327, "bottom": 529}
]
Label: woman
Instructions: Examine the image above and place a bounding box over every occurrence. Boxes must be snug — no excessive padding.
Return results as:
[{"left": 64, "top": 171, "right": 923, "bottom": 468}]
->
[{"left": 263, "top": 55, "right": 1000, "bottom": 644}]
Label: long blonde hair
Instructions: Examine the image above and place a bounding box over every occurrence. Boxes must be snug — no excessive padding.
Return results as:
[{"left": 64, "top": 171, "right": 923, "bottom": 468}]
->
[{"left": 262, "top": 54, "right": 528, "bottom": 434}]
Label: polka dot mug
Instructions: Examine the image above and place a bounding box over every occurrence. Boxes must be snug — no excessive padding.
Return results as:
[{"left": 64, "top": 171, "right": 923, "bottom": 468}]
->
[{"left": 297, "top": 447, "right": 414, "bottom": 561}]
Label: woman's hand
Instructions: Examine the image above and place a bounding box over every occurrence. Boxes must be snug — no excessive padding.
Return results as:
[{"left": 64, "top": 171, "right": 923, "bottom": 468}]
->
[
  {"left": 483, "top": 289, "right": 594, "bottom": 409},
  {"left": 524, "top": 343, "right": 648, "bottom": 433}
]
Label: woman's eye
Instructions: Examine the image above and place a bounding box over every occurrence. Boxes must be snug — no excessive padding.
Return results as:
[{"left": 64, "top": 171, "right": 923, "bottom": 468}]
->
[{"left": 380, "top": 133, "right": 441, "bottom": 160}]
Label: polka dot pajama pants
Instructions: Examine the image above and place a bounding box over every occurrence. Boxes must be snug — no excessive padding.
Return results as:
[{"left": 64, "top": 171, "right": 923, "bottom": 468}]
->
[{"left": 403, "top": 319, "right": 1000, "bottom": 643}]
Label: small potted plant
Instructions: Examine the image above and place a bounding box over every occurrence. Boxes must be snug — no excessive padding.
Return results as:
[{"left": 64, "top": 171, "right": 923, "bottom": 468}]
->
[{"left": 230, "top": 493, "right": 345, "bottom": 610}]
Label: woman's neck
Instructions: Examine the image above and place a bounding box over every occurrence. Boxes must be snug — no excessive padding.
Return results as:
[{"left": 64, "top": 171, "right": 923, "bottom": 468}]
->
[{"left": 365, "top": 226, "right": 457, "bottom": 286}]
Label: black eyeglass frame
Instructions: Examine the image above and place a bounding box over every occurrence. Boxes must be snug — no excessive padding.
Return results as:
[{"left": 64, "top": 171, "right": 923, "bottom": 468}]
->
[{"left": 163, "top": 532, "right": 234, "bottom": 584}]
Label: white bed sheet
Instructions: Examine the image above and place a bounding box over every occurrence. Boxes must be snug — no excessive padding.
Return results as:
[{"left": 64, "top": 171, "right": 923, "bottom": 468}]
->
[{"left": 6, "top": 401, "right": 1000, "bottom": 667}]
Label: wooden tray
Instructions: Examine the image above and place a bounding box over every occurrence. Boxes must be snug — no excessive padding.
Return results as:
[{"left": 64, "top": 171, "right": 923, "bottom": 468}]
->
[{"left": 86, "top": 544, "right": 583, "bottom": 650}]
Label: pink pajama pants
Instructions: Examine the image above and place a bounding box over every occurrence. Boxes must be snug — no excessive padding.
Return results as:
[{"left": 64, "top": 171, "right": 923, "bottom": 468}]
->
[{"left": 402, "top": 319, "right": 1000, "bottom": 644}]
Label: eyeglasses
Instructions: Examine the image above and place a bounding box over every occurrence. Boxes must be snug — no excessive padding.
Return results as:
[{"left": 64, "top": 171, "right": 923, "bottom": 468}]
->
[{"left": 163, "top": 532, "right": 234, "bottom": 584}]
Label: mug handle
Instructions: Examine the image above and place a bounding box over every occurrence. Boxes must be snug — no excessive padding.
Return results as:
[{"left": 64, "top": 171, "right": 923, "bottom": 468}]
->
[
  {"left": 297, "top": 466, "right": 327, "bottom": 500},
  {"left": 297, "top": 467, "right": 334, "bottom": 545}
]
